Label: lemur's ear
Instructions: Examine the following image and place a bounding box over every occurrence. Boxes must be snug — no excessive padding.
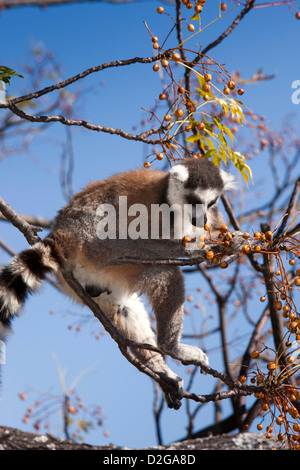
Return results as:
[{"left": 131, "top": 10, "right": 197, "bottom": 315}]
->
[
  {"left": 220, "top": 169, "right": 237, "bottom": 190},
  {"left": 169, "top": 164, "right": 189, "bottom": 183}
]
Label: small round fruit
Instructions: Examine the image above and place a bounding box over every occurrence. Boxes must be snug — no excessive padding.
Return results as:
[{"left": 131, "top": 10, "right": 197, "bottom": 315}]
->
[
  {"left": 187, "top": 24, "right": 195, "bottom": 32},
  {"left": 203, "top": 94, "right": 210, "bottom": 101},
  {"left": 159, "top": 93, "right": 166, "bottom": 100},
  {"left": 221, "top": 3, "right": 227, "bottom": 10},
  {"left": 172, "top": 52, "right": 181, "bottom": 61},
  {"left": 242, "top": 245, "right": 251, "bottom": 254},
  {"left": 164, "top": 114, "right": 172, "bottom": 121},
  {"left": 161, "top": 59, "right": 169, "bottom": 67},
  {"left": 152, "top": 36, "right": 158, "bottom": 43},
  {"left": 220, "top": 261, "right": 228, "bottom": 269},
  {"left": 257, "top": 423, "right": 263, "bottom": 431},
  {"left": 178, "top": 85, "right": 184, "bottom": 94},
  {"left": 156, "top": 153, "right": 164, "bottom": 160},
  {"left": 204, "top": 224, "right": 210, "bottom": 231},
  {"left": 237, "top": 88, "right": 245, "bottom": 96},
  {"left": 264, "top": 230, "right": 273, "bottom": 240},
  {"left": 203, "top": 83, "right": 211, "bottom": 92},
  {"left": 197, "top": 122, "right": 205, "bottom": 130},
  {"left": 243, "top": 232, "right": 251, "bottom": 239},
  {"left": 153, "top": 64, "right": 160, "bottom": 72},
  {"left": 157, "top": 6, "right": 164, "bottom": 14},
  {"left": 251, "top": 350, "right": 259, "bottom": 359},
  {"left": 294, "top": 278, "right": 300, "bottom": 287},
  {"left": 228, "top": 80, "right": 236, "bottom": 90},
  {"left": 144, "top": 162, "right": 151, "bottom": 168},
  {"left": 175, "top": 109, "right": 184, "bottom": 118},
  {"left": 205, "top": 251, "right": 214, "bottom": 260},
  {"left": 267, "top": 362, "right": 276, "bottom": 371},
  {"left": 223, "top": 87, "right": 230, "bottom": 95},
  {"left": 195, "top": 4, "right": 202, "bottom": 13},
  {"left": 260, "top": 296, "right": 266, "bottom": 302},
  {"left": 296, "top": 12, "right": 300, "bottom": 19},
  {"left": 204, "top": 73, "right": 212, "bottom": 82},
  {"left": 274, "top": 300, "right": 282, "bottom": 310}
]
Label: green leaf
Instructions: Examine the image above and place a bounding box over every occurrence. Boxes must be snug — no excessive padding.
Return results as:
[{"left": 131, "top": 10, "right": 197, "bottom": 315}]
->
[
  {"left": 190, "top": 12, "right": 200, "bottom": 21},
  {"left": 185, "top": 134, "right": 202, "bottom": 143},
  {"left": 0, "top": 66, "right": 24, "bottom": 86},
  {"left": 203, "top": 149, "right": 217, "bottom": 159}
]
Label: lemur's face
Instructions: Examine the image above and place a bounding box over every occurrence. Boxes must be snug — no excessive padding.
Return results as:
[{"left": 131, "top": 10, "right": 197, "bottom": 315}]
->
[{"left": 167, "top": 159, "right": 235, "bottom": 228}]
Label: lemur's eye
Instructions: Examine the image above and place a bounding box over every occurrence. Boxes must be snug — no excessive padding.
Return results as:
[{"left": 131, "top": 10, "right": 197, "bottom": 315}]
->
[
  {"left": 186, "top": 195, "right": 203, "bottom": 205},
  {"left": 208, "top": 198, "right": 218, "bottom": 208}
]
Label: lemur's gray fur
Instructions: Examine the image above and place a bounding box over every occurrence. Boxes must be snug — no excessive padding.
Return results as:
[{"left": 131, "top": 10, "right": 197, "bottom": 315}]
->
[{"left": 0, "top": 158, "right": 246, "bottom": 409}]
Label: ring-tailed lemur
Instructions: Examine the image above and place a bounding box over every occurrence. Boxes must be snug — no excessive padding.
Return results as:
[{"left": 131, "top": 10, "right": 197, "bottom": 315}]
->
[{"left": 0, "top": 158, "right": 245, "bottom": 409}]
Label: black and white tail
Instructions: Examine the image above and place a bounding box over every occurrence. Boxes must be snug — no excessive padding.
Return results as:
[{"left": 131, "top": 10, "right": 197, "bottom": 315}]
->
[{"left": 0, "top": 240, "right": 61, "bottom": 337}]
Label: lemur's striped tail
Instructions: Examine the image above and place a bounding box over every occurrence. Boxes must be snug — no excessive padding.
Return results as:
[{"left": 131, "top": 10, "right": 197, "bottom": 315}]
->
[{"left": 0, "top": 240, "right": 61, "bottom": 333}]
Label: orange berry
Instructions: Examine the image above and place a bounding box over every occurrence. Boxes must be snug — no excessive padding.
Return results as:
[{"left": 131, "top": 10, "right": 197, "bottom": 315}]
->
[
  {"left": 267, "top": 362, "right": 276, "bottom": 371},
  {"left": 294, "top": 278, "right": 300, "bottom": 287},
  {"left": 187, "top": 24, "right": 195, "bottom": 32},
  {"left": 204, "top": 73, "right": 212, "bottom": 82},
  {"left": 228, "top": 80, "right": 236, "bottom": 90},
  {"left": 237, "top": 88, "right": 245, "bottom": 95},
  {"left": 172, "top": 52, "right": 181, "bottom": 61},
  {"left": 153, "top": 64, "right": 160, "bottom": 72},
  {"left": 223, "top": 87, "right": 231, "bottom": 95},
  {"left": 144, "top": 162, "right": 151, "bottom": 168},
  {"left": 220, "top": 261, "right": 228, "bottom": 269},
  {"left": 157, "top": 6, "right": 164, "bottom": 14},
  {"left": 156, "top": 153, "right": 164, "bottom": 160},
  {"left": 242, "top": 245, "right": 251, "bottom": 254},
  {"left": 251, "top": 350, "right": 259, "bottom": 359},
  {"left": 161, "top": 59, "right": 169, "bottom": 68},
  {"left": 296, "top": 12, "right": 300, "bottom": 19},
  {"left": 175, "top": 109, "right": 184, "bottom": 118},
  {"left": 205, "top": 251, "right": 214, "bottom": 260}
]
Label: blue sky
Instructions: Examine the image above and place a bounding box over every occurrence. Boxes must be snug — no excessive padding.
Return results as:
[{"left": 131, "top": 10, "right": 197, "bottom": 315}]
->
[{"left": 0, "top": 0, "right": 300, "bottom": 448}]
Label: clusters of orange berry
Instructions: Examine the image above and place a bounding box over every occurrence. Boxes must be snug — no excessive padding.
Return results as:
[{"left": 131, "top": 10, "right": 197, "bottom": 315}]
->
[{"left": 247, "top": 351, "right": 300, "bottom": 448}]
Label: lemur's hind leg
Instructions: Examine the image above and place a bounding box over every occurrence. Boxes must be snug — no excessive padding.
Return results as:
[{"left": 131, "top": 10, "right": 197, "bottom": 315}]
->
[
  {"left": 144, "top": 266, "right": 209, "bottom": 370},
  {"left": 94, "top": 289, "right": 184, "bottom": 409}
]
